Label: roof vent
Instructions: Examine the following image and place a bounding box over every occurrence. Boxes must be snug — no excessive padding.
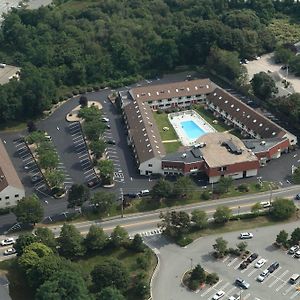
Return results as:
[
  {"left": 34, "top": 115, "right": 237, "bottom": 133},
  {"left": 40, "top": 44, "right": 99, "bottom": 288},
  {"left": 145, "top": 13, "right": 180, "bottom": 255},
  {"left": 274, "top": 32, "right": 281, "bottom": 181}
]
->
[
  {"left": 231, "top": 104, "right": 234, "bottom": 108},
  {"left": 225, "top": 100, "right": 228, "bottom": 104},
  {"left": 206, "top": 85, "right": 209, "bottom": 88},
  {"left": 272, "top": 132, "right": 276, "bottom": 136},
  {"left": 219, "top": 96, "right": 222, "bottom": 100},
  {"left": 181, "top": 153, "right": 187, "bottom": 159},
  {"left": 236, "top": 108, "right": 240, "bottom": 112},
  {"left": 213, "top": 93, "right": 217, "bottom": 96},
  {"left": 260, "top": 141, "right": 266, "bottom": 146},
  {"left": 259, "top": 123, "right": 263, "bottom": 127},
  {"left": 253, "top": 119, "right": 257, "bottom": 123}
]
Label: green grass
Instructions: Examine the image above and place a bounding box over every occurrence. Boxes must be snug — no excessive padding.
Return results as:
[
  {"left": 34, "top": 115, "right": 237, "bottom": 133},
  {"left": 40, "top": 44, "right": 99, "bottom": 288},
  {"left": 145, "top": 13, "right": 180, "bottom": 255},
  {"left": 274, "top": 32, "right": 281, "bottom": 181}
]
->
[
  {"left": 163, "top": 141, "right": 182, "bottom": 153},
  {"left": 153, "top": 112, "right": 179, "bottom": 141},
  {"left": 268, "top": 18, "right": 300, "bottom": 44},
  {"left": 0, "top": 120, "right": 28, "bottom": 132},
  {"left": 193, "top": 105, "right": 231, "bottom": 132}
]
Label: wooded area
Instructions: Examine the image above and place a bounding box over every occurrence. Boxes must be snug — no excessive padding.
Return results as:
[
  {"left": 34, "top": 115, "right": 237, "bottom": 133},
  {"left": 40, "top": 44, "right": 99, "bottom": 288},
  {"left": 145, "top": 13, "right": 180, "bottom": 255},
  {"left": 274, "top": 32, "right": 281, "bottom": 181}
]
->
[{"left": 0, "top": 0, "right": 300, "bottom": 124}]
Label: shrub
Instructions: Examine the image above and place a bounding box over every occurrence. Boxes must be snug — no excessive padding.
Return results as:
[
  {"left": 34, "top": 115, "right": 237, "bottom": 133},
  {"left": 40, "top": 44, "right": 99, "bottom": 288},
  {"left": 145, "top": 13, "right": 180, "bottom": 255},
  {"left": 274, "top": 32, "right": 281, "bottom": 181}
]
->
[
  {"left": 93, "top": 86, "right": 100, "bottom": 91},
  {"left": 206, "top": 273, "right": 219, "bottom": 285},
  {"left": 87, "top": 87, "right": 93, "bottom": 92},
  {"left": 237, "top": 184, "right": 249, "bottom": 192},
  {"left": 188, "top": 279, "right": 199, "bottom": 291},
  {"left": 157, "top": 108, "right": 164, "bottom": 114},
  {"left": 201, "top": 191, "right": 210, "bottom": 200},
  {"left": 176, "top": 236, "right": 193, "bottom": 247},
  {"left": 66, "top": 93, "right": 73, "bottom": 98},
  {"left": 58, "top": 96, "right": 64, "bottom": 101},
  {"left": 79, "top": 88, "right": 86, "bottom": 94},
  {"left": 72, "top": 90, "right": 79, "bottom": 95}
]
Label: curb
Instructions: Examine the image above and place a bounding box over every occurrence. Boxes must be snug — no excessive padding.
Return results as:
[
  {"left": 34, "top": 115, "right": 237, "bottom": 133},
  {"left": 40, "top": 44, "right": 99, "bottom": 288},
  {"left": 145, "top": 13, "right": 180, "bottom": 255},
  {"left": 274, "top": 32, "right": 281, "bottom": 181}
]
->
[{"left": 148, "top": 248, "right": 160, "bottom": 300}]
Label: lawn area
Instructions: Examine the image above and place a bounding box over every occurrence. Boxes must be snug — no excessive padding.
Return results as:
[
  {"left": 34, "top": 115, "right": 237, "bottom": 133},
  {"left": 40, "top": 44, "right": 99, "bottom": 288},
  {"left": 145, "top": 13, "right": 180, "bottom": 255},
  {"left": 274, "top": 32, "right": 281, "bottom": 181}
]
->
[
  {"left": 0, "top": 247, "right": 157, "bottom": 300},
  {"left": 163, "top": 141, "right": 182, "bottom": 153},
  {"left": 153, "top": 111, "right": 179, "bottom": 141},
  {"left": 268, "top": 18, "right": 300, "bottom": 44},
  {"left": 193, "top": 105, "right": 231, "bottom": 132}
]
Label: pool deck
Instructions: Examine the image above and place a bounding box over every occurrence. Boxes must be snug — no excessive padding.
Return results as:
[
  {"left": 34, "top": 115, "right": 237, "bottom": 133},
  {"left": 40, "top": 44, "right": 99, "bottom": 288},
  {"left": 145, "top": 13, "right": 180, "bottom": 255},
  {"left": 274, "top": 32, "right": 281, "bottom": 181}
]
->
[{"left": 168, "top": 110, "right": 216, "bottom": 146}]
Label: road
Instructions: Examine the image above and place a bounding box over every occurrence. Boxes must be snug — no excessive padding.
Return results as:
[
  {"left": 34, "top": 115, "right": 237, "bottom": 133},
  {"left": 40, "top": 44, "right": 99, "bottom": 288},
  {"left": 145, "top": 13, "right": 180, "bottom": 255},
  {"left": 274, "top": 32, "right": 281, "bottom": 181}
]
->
[{"left": 0, "top": 185, "right": 299, "bottom": 260}]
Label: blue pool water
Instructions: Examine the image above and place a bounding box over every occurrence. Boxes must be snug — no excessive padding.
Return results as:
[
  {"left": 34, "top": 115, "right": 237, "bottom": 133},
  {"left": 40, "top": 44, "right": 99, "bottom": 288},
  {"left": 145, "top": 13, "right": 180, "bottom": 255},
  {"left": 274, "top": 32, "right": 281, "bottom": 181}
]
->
[{"left": 181, "top": 120, "right": 206, "bottom": 140}]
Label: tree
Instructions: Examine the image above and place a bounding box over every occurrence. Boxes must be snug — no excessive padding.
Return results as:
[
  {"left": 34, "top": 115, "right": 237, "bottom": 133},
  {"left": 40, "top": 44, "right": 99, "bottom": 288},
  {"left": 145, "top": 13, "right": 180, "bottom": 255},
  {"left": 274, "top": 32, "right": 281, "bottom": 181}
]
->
[
  {"left": 58, "top": 223, "right": 85, "bottom": 257},
  {"left": 251, "top": 72, "right": 278, "bottom": 100},
  {"left": 35, "top": 227, "right": 57, "bottom": 251},
  {"left": 270, "top": 198, "right": 296, "bottom": 220},
  {"left": 18, "top": 242, "right": 53, "bottom": 271},
  {"left": 27, "top": 120, "right": 37, "bottom": 132},
  {"left": 14, "top": 233, "right": 38, "bottom": 256},
  {"left": 45, "top": 169, "right": 65, "bottom": 188},
  {"left": 78, "top": 106, "right": 101, "bottom": 122},
  {"left": 110, "top": 226, "right": 128, "bottom": 248},
  {"left": 251, "top": 202, "right": 262, "bottom": 215},
  {"left": 79, "top": 95, "right": 88, "bottom": 107},
  {"left": 131, "top": 234, "right": 144, "bottom": 252},
  {"left": 67, "top": 184, "right": 90, "bottom": 208},
  {"left": 90, "top": 139, "right": 106, "bottom": 159},
  {"left": 35, "top": 270, "right": 90, "bottom": 300},
  {"left": 190, "top": 264, "right": 206, "bottom": 283},
  {"left": 91, "top": 259, "right": 129, "bottom": 292},
  {"left": 97, "top": 287, "right": 125, "bottom": 300},
  {"left": 85, "top": 225, "right": 107, "bottom": 252},
  {"left": 98, "top": 159, "right": 114, "bottom": 184},
  {"left": 39, "top": 149, "right": 59, "bottom": 170},
  {"left": 276, "top": 230, "right": 289, "bottom": 246},
  {"left": 292, "top": 167, "right": 300, "bottom": 184},
  {"left": 216, "top": 177, "right": 233, "bottom": 194},
  {"left": 274, "top": 46, "right": 294, "bottom": 64},
  {"left": 83, "top": 119, "right": 105, "bottom": 141},
  {"left": 151, "top": 179, "right": 173, "bottom": 200},
  {"left": 191, "top": 210, "right": 208, "bottom": 229},
  {"left": 213, "top": 206, "right": 232, "bottom": 224},
  {"left": 91, "top": 192, "right": 115, "bottom": 215},
  {"left": 236, "top": 242, "right": 247, "bottom": 253},
  {"left": 290, "top": 227, "right": 300, "bottom": 245},
  {"left": 13, "top": 195, "right": 43, "bottom": 225},
  {"left": 173, "top": 176, "right": 195, "bottom": 198},
  {"left": 213, "top": 237, "right": 228, "bottom": 257}
]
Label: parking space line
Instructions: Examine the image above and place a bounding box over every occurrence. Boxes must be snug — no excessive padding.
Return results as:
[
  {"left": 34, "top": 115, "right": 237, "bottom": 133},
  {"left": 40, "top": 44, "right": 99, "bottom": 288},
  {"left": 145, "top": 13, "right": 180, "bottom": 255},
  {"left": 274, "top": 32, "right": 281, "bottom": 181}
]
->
[
  {"left": 227, "top": 257, "right": 238, "bottom": 267},
  {"left": 290, "top": 290, "right": 300, "bottom": 299},
  {"left": 243, "top": 293, "right": 251, "bottom": 300},
  {"left": 283, "top": 284, "right": 295, "bottom": 295},
  {"left": 86, "top": 173, "right": 96, "bottom": 179},
  {"left": 84, "top": 169, "right": 94, "bottom": 174},
  {"left": 201, "top": 280, "right": 223, "bottom": 297},
  {"left": 79, "top": 154, "right": 88, "bottom": 159},
  {"left": 225, "top": 286, "right": 237, "bottom": 296},
  {"left": 264, "top": 267, "right": 282, "bottom": 284},
  {"left": 269, "top": 270, "right": 289, "bottom": 288},
  {"left": 247, "top": 268, "right": 258, "bottom": 277},
  {"left": 219, "top": 282, "right": 230, "bottom": 291}
]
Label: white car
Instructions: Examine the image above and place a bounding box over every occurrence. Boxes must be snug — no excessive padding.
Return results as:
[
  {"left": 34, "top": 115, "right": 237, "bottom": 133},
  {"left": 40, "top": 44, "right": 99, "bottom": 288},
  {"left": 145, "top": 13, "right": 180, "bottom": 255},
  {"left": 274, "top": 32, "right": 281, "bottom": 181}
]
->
[
  {"left": 288, "top": 245, "right": 299, "bottom": 254},
  {"left": 212, "top": 290, "right": 225, "bottom": 300},
  {"left": 101, "top": 117, "right": 109, "bottom": 122},
  {"left": 260, "top": 201, "right": 271, "bottom": 208},
  {"left": 294, "top": 250, "right": 300, "bottom": 258},
  {"left": 255, "top": 258, "right": 267, "bottom": 268},
  {"left": 0, "top": 238, "right": 15, "bottom": 246},
  {"left": 228, "top": 294, "right": 240, "bottom": 300},
  {"left": 3, "top": 248, "right": 16, "bottom": 256},
  {"left": 239, "top": 232, "right": 253, "bottom": 239},
  {"left": 257, "top": 269, "right": 269, "bottom": 282}
]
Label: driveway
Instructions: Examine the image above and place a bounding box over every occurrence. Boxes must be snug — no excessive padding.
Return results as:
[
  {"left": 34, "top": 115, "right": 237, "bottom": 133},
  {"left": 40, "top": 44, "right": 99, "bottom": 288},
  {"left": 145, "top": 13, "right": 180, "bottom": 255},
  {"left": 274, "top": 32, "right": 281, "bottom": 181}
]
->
[{"left": 146, "top": 221, "right": 300, "bottom": 300}]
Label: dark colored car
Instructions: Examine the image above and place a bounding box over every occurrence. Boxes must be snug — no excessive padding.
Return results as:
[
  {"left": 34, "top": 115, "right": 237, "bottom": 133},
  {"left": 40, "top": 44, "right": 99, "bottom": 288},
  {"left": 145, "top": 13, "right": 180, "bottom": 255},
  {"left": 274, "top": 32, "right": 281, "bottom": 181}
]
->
[
  {"left": 239, "top": 261, "right": 249, "bottom": 270},
  {"left": 106, "top": 124, "right": 111, "bottom": 129},
  {"left": 106, "top": 139, "right": 116, "bottom": 145},
  {"left": 235, "top": 278, "right": 250, "bottom": 289},
  {"left": 295, "top": 193, "right": 300, "bottom": 200},
  {"left": 247, "top": 253, "right": 258, "bottom": 263},
  {"left": 86, "top": 179, "right": 100, "bottom": 188},
  {"left": 31, "top": 175, "right": 42, "bottom": 183},
  {"left": 268, "top": 262, "right": 279, "bottom": 273},
  {"left": 123, "top": 193, "right": 138, "bottom": 199}
]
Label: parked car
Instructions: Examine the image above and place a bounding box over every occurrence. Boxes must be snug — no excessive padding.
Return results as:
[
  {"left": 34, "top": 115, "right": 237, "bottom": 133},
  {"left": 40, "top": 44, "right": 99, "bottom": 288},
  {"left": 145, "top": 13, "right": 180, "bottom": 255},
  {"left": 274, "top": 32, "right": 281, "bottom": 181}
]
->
[
  {"left": 101, "top": 117, "right": 109, "bottom": 122},
  {"left": 288, "top": 245, "right": 299, "bottom": 255},
  {"left": 138, "top": 189, "right": 150, "bottom": 197},
  {"left": 295, "top": 193, "right": 300, "bottom": 200},
  {"left": 247, "top": 253, "right": 258, "bottom": 263},
  {"left": 106, "top": 124, "right": 111, "bottom": 129},
  {"left": 255, "top": 258, "right": 267, "bottom": 268},
  {"left": 290, "top": 274, "right": 300, "bottom": 284},
  {"left": 0, "top": 238, "right": 15, "bottom": 246},
  {"left": 86, "top": 179, "right": 99, "bottom": 188},
  {"left": 294, "top": 250, "right": 300, "bottom": 258},
  {"left": 268, "top": 262, "right": 279, "bottom": 273},
  {"left": 260, "top": 201, "right": 271, "bottom": 208},
  {"left": 239, "top": 260, "right": 249, "bottom": 270},
  {"left": 123, "top": 193, "right": 138, "bottom": 199},
  {"left": 31, "top": 175, "right": 42, "bottom": 183},
  {"left": 257, "top": 269, "right": 270, "bottom": 282},
  {"left": 240, "top": 232, "right": 253, "bottom": 239},
  {"left": 106, "top": 139, "right": 116, "bottom": 145},
  {"left": 228, "top": 294, "right": 240, "bottom": 300},
  {"left": 235, "top": 278, "right": 250, "bottom": 289},
  {"left": 3, "top": 248, "right": 16, "bottom": 256},
  {"left": 212, "top": 290, "right": 225, "bottom": 300}
]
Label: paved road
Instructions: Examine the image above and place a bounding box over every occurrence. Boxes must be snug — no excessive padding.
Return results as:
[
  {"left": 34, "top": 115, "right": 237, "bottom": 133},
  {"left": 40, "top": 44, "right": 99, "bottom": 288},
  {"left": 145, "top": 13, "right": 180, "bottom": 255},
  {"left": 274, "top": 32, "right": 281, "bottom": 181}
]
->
[{"left": 146, "top": 221, "right": 300, "bottom": 300}]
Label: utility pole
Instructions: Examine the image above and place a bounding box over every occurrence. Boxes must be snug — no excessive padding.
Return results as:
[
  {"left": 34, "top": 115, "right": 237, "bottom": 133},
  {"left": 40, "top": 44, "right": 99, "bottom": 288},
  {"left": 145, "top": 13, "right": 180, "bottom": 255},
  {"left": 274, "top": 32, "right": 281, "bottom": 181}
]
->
[
  {"left": 269, "top": 184, "right": 273, "bottom": 205},
  {"left": 120, "top": 188, "right": 124, "bottom": 218},
  {"left": 190, "top": 258, "right": 193, "bottom": 270}
]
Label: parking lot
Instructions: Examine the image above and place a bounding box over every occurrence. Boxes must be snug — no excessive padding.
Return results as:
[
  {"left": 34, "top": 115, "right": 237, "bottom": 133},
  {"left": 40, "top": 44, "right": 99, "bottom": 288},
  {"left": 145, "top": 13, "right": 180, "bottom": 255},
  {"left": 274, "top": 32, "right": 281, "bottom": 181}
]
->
[{"left": 147, "top": 221, "right": 300, "bottom": 300}]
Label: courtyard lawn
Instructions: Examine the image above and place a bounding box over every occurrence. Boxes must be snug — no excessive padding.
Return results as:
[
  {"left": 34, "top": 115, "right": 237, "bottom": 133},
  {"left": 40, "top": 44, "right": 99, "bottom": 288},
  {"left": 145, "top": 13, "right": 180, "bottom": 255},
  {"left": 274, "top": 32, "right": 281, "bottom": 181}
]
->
[
  {"left": 153, "top": 112, "right": 179, "bottom": 141},
  {"left": 193, "top": 105, "right": 231, "bottom": 132},
  {"left": 163, "top": 141, "right": 182, "bottom": 153}
]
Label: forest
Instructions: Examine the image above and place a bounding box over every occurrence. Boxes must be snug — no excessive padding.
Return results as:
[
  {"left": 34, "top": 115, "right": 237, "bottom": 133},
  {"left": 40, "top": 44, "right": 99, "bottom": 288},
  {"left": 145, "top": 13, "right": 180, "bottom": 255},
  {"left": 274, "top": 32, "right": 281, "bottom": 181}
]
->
[{"left": 0, "top": 0, "right": 300, "bottom": 124}]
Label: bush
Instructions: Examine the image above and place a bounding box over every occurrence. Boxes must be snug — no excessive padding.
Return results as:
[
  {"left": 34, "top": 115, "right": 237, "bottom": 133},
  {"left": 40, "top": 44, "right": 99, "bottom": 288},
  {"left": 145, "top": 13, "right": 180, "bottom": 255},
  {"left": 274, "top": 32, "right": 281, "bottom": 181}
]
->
[
  {"left": 66, "top": 93, "right": 73, "bottom": 98},
  {"left": 72, "top": 90, "right": 79, "bottom": 95},
  {"left": 228, "top": 247, "right": 240, "bottom": 256},
  {"left": 188, "top": 279, "right": 199, "bottom": 291},
  {"left": 156, "top": 108, "right": 164, "bottom": 114},
  {"left": 0, "top": 207, "right": 10, "bottom": 215},
  {"left": 58, "top": 96, "right": 64, "bottom": 101},
  {"left": 93, "top": 86, "right": 100, "bottom": 91},
  {"left": 206, "top": 273, "right": 219, "bottom": 285},
  {"left": 201, "top": 191, "right": 210, "bottom": 200},
  {"left": 176, "top": 236, "right": 193, "bottom": 247},
  {"left": 87, "top": 87, "right": 93, "bottom": 92},
  {"left": 237, "top": 184, "right": 249, "bottom": 192},
  {"left": 79, "top": 88, "right": 86, "bottom": 94}
]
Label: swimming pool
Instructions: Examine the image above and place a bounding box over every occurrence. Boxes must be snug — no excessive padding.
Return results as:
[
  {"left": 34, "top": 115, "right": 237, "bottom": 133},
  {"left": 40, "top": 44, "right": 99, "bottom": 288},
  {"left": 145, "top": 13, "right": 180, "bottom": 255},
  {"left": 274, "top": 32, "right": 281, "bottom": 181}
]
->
[{"left": 181, "top": 120, "right": 206, "bottom": 140}]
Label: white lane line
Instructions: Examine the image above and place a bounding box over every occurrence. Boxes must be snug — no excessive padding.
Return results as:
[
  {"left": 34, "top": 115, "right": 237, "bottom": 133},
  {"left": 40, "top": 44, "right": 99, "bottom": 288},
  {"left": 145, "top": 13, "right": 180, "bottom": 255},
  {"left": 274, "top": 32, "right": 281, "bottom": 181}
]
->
[
  {"left": 290, "top": 290, "right": 300, "bottom": 299},
  {"left": 248, "top": 268, "right": 258, "bottom": 277},
  {"left": 283, "top": 284, "right": 295, "bottom": 295},
  {"left": 219, "top": 282, "right": 230, "bottom": 291},
  {"left": 201, "top": 280, "right": 223, "bottom": 297},
  {"left": 85, "top": 173, "right": 96, "bottom": 179},
  {"left": 225, "top": 286, "right": 237, "bottom": 295},
  {"left": 228, "top": 258, "right": 238, "bottom": 267},
  {"left": 243, "top": 293, "right": 251, "bottom": 300},
  {"left": 233, "top": 261, "right": 241, "bottom": 270},
  {"left": 79, "top": 154, "right": 88, "bottom": 159},
  {"left": 264, "top": 267, "right": 282, "bottom": 284},
  {"left": 84, "top": 169, "right": 94, "bottom": 174},
  {"left": 269, "top": 270, "right": 289, "bottom": 288}
]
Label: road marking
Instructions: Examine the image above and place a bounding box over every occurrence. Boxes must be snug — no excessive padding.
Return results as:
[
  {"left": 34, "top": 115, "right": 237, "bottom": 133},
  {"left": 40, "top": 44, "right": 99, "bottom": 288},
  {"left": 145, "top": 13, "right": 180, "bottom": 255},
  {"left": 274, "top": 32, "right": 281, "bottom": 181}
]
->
[
  {"left": 269, "top": 270, "right": 289, "bottom": 287},
  {"left": 79, "top": 154, "right": 88, "bottom": 159},
  {"left": 227, "top": 257, "right": 238, "bottom": 267},
  {"left": 243, "top": 293, "right": 251, "bottom": 300},
  {"left": 84, "top": 169, "right": 94, "bottom": 175},
  {"left": 219, "top": 282, "right": 230, "bottom": 291},
  {"left": 290, "top": 290, "right": 300, "bottom": 299},
  {"left": 222, "top": 256, "right": 229, "bottom": 263},
  {"left": 201, "top": 280, "right": 223, "bottom": 297},
  {"left": 283, "top": 284, "right": 295, "bottom": 295},
  {"left": 264, "top": 267, "right": 282, "bottom": 284},
  {"left": 225, "top": 286, "right": 237, "bottom": 295},
  {"left": 248, "top": 268, "right": 258, "bottom": 277}
]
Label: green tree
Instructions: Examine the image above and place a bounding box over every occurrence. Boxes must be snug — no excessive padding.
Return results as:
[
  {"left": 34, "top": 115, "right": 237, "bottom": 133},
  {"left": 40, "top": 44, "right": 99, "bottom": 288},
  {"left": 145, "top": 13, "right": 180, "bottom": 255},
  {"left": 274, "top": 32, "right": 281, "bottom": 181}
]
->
[
  {"left": 213, "top": 206, "right": 232, "bottom": 224},
  {"left": 83, "top": 119, "right": 105, "bottom": 141},
  {"left": 131, "top": 234, "right": 145, "bottom": 252},
  {"left": 236, "top": 241, "right": 247, "bottom": 252},
  {"left": 14, "top": 233, "right": 38, "bottom": 256},
  {"left": 58, "top": 223, "right": 85, "bottom": 258},
  {"left": 97, "top": 287, "right": 125, "bottom": 300},
  {"left": 276, "top": 230, "right": 289, "bottom": 246},
  {"left": 251, "top": 202, "right": 262, "bottom": 215},
  {"left": 45, "top": 169, "right": 65, "bottom": 188},
  {"left": 173, "top": 176, "right": 195, "bottom": 198},
  {"left": 191, "top": 210, "right": 208, "bottom": 229},
  {"left": 151, "top": 179, "right": 173, "bottom": 200},
  {"left": 39, "top": 149, "right": 59, "bottom": 170},
  {"left": 91, "top": 191, "right": 115, "bottom": 215},
  {"left": 90, "top": 139, "right": 106, "bottom": 159},
  {"left": 13, "top": 195, "right": 43, "bottom": 225},
  {"left": 35, "top": 270, "right": 90, "bottom": 300},
  {"left": 217, "top": 177, "right": 233, "bottom": 194},
  {"left": 292, "top": 167, "right": 300, "bottom": 184},
  {"left": 290, "top": 227, "right": 300, "bottom": 245},
  {"left": 85, "top": 225, "right": 107, "bottom": 252},
  {"left": 274, "top": 46, "right": 294, "bottom": 64},
  {"left": 91, "top": 259, "right": 129, "bottom": 292},
  {"left": 270, "top": 198, "right": 296, "bottom": 220},
  {"left": 110, "top": 226, "right": 128, "bottom": 248},
  {"left": 79, "top": 95, "right": 88, "bottom": 107},
  {"left": 213, "top": 237, "right": 228, "bottom": 257},
  {"left": 251, "top": 72, "right": 278, "bottom": 100},
  {"left": 98, "top": 159, "right": 114, "bottom": 184},
  {"left": 34, "top": 227, "right": 57, "bottom": 251},
  {"left": 78, "top": 106, "right": 101, "bottom": 122},
  {"left": 67, "top": 184, "right": 90, "bottom": 208}
]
